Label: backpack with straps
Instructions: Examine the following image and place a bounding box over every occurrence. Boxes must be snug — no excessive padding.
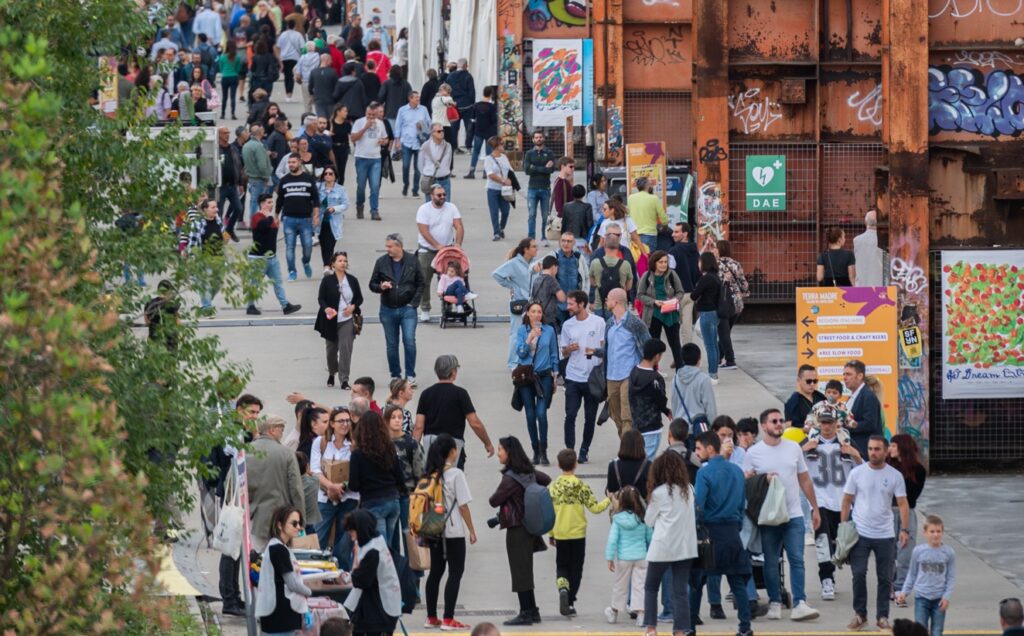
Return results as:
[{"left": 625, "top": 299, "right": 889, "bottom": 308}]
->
[
  {"left": 508, "top": 472, "right": 556, "bottom": 536},
  {"left": 598, "top": 257, "right": 624, "bottom": 306},
  {"left": 408, "top": 470, "right": 452, "bottom": 540},
  {"left": 610, "top": 458, "right": 649, "bottom": 512}
]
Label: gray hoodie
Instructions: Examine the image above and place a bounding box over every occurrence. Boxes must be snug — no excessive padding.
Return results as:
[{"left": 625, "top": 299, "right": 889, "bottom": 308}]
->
[{"left": 670, "top": 365, "right": 717, "bottom": 423}]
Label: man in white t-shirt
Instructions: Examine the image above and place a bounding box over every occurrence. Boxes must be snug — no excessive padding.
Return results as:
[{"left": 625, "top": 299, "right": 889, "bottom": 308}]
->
[
  {"left": 558, "top": 291, "right": 605, "bottom": 464},
  {"left": 803, "top": 412, "right": 862, "bottom": 601},
  {"left": 742, "top": 407, "right": 821, "bottom": 622},
  {"left": 416, "top": 185, "right": 464, "bottom": 322},
  {"left": 841, "top": 435, "right": 910, "bottom": 631},
  {"left": 351, "top": 103, "right": 388, "bottom": 220}
]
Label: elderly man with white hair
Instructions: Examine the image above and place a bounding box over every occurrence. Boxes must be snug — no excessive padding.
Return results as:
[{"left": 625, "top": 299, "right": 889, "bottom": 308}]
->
[
  {"left": 297, "top": 41, "right": 321, "bottom": 113},
  {"left": 853, "top": 209, "right": 883, "bottom": 286},
  {"left": 246, "top": 415, "right": 305, "bottom": 551}
]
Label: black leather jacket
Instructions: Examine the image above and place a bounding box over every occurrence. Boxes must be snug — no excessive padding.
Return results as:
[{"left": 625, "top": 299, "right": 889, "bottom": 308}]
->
[{"left": 369, "top": 251, "right": 424, "bottom": 309}]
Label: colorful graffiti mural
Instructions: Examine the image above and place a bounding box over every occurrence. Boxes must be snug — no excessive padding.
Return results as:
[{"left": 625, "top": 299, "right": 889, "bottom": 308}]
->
[
  {"left": 499, "top": 30, "right": 524, "bottom": 150},
  {"left": 526, "top": 0, "right": 587, "bottom": 31},
  {"left": 928, "top": 66, "right": 1024, "bottom": 136},
  {"left": 606, "top": 103, "right": 623, "bottom": 164},
  {"left": 532, "top": 41, "right": 584, "bottom": 125}
]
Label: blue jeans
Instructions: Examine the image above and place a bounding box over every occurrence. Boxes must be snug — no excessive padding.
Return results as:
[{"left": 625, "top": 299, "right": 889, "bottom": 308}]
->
[
  {"left": 247, "top": 180, "right": 272, "bottom": 218},
  {"left": 219, "top": 183, "right": 244, "bottom": 233},
  {"left": 362, "top": 498, "right": 401, "bottom": 554},
  {"left": 380, "top": 305, "right": 417, "bottom": 378},
  {"left": 563, "top": 379, "right": 597, "bottom": 455},
  {"left": 760, "top": 516, "right": 807, "bottom": 604},
  {"left": 401, "top": 146, "right": 420, "bottom": 194},
  {"left": 507, "top": 314, "right": 521, "bottom": 370},
  {"left": 316, "top": 498, "right": 358, "bottom": 571},
  {"left": 487, "top": 188, "right": 511, "bottom": 236},
  {"left": 520, "top": 374, "right": 553, "bottom": 448},
  {"left": 527, "top": 187, "right": 550, "bottom": 239},
  {"left": 646, "top": 560, "right": 692, "bottom": 632},
  {"left": 282, "top": 216, "right": 313, "bottom": 276},
  {"left": 640, "top": 233, "right": 659, "bottom": 253},
  {"left": 355, "top": 157, "right": 382, "bottom": 212},
  {"left": 915, "top": 596, "right": 946, "bottom": 636},
  {"left": 423, "top": 176, "right": 451, "bottom": 202},
  {"left": 469, "top": 135, "right": 487, "bottom": 171},
  {"left": 689, "top": 570, "right": 750, "bottom": 631},
  {"left": 248, "top": 255, "right": 289, "bottom": 309},
  {"left": 445, "top": 280, "right": 470, "bottom": 304},
  {"left": 699, "top": 311, "right": 720, "bottom": 376},
  {"left": 122, "top": 263, "right": 145, "bottom": 285},
  {"left": 851, "top": 535, "right": 896, "bottom": 619}
]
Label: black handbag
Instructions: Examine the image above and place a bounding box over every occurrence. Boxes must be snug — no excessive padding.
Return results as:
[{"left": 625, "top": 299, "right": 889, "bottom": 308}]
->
[
  {"left": 717, "top": 276, "right": 736, "bottom": 319},
  {"left": 696, "top": 524, "right": 715, "bottom": 570},
  {"left": 509, "top": 299, "right": 528, "bottom": 315}
]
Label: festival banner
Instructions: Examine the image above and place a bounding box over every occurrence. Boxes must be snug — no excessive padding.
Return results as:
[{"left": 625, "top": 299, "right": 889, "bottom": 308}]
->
[
  {"left": 625, "top": 142, "right": 668, "bottom": 209},
  {"left": 532, "top": 39, "right": 589, "bottom": 127},
  {"left": 941, "top": 250, "right": 1024, "bottom": 399},
  {"left": 796, "top": 287, "right": 899, "bottom": 434}
]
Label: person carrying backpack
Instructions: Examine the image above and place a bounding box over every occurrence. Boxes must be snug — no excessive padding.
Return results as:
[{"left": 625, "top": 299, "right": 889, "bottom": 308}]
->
[
  {"left": 488, "top": 436, "right": 553, "bottom": 626},
  {"left": 588, "top": 225, "right": 633, "bottom": 319},
  {"left": 419, "top": 434, "right": 476, "bottom": 631}
]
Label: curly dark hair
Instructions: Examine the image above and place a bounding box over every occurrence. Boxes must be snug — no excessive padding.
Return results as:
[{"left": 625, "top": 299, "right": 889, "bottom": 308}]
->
[
  {"left": 351, "top": 410, "right": 394, "bottom": 469},
  {"left": 647, "top": 450, "right": 690, "bottom": 503}
]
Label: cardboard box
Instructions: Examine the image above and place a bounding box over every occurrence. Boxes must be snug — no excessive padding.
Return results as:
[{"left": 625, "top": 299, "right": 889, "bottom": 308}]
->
[{"left": 321, "top": 459, "right": 349, "bottom": 484}]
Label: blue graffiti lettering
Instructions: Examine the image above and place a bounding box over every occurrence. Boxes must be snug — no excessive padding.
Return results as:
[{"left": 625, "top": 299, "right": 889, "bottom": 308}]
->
[
  {"left": 928, "top": 66, "right": 1024, "bottom": 137},
  {"left": 898, "top": 373, "right": 926, "bottom": 412}
]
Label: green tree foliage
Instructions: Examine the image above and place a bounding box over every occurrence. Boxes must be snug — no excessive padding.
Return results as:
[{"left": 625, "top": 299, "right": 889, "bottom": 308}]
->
[{"left": 1, "top": 0, "right": 261, "bottom": 631}]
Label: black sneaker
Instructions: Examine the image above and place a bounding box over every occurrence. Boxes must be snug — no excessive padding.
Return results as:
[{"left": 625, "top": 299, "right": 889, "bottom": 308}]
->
[
  {"left": 559, "top": 588, "right": 570, "bottom": 616},
  {"left": 529, "top": 608, "right": 542, "bottom": 623},
  {"left": 464, "top": 171, "right": 476, "bottom": 179},
  {"left": 750, "top": 600, "right": 769, "bottom": 618},
  {"left": 711, "top": 603, "right": 726, "bottom": 619},
  {"left": 222, "top": 606, "right": 246, "bottom": 617},
  {"left": 340, "top": 381, "right": 351, "bottom": 390},
  {"left": 567, "top": 606, "right": 577, "bottom": 617},
  {"left": 246, "top": 306, "right": 261, "bottom": 316},
  {"left": 228, "top": 230, "right": 240, "bottom": 243},
  {"left": 503, "top": 613, "right": 532, "bottom": 626},
  {"left": 283, "top": 303, "right": 301, "bottom": 315},
  {"left": 578, "top": 450, "right": 589, "bottom": 464},
  {"left": 694, "top": 615, "right": 704, "bottom": 625},
  {"left": 327, "top": 374, "right": 335, "bottom": 388}
]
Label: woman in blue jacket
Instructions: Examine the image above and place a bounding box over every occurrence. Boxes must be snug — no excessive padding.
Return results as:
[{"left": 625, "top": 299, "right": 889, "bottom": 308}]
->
[
  {"left": 492, "top": 238, "right": 540, "bottom": 369},
  {"left": 515, "top": 301, "right": 558, "bottom": 466}
]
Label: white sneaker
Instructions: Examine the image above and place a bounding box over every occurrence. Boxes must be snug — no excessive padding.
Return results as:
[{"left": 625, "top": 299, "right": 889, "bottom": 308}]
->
[
  {"left": 710, "top": 376, "right": 720, "bottom": 385},
  {"left": 455, "top": 304, "right": 465, "bottom": 313},
  {"left": 418, "top": 310, "right": 430, "bottom": 323},
  {"left": 604, "top": 607, "right": 617, "bottom": 624},
  {"left": 766, "top": 602, "right": 782, "bottom": 620},
  {"left": 464, "top": 292, "right": 479, "bottom": 301},
  {"left": 791, "top": 600, "right": 820, "bottom": 621},
  {"left": 821, "top": 578, "right": 836, "bottom": 600},
  {"left": 312, "top": 235, "right": 320, "bottom": 246}
]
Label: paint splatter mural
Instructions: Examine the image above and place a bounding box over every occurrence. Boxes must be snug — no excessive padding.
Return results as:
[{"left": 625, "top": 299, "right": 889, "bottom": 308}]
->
[
  {"left": 532, "top": 40, "right": 584, "bottom": 126},
  {"left": 941, "top": 250, "right": 1024, "bottom": 399}
]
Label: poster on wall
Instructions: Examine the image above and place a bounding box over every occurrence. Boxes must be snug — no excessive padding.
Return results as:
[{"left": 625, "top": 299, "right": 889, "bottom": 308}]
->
[
  {"left": 531, "top": 39, "right": 593, "bottom": 127},
  {"left": 796, "top": 287, "right": 899, "bottom": 434},
  {"left": 360, "top": 0, "right": 396, "bottom": 28},
  {"left": 625, "top": 142, "right": 668, "bottom": 210},
  {"left": 941, "top": 250, "right": 1024, "bottom": 399}
]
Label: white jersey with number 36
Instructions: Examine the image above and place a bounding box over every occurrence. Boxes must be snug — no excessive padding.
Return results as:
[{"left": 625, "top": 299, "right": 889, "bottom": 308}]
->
[{"left": 804, "top": 437, "right": 854, "bottom": 512}]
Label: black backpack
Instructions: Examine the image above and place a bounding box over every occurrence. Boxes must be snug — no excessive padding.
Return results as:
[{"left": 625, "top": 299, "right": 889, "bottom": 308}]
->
[
  {"left": 598, "top": 257, "right": 624, "bottom": 305},
  {"left": 717, "top": 276, "right": 736, "bottom": 319}
]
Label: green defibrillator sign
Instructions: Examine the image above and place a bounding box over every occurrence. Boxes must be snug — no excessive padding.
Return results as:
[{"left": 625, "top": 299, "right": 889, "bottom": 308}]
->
[{"left": 745, "top": 154, "right": 786, "bottom": 211}]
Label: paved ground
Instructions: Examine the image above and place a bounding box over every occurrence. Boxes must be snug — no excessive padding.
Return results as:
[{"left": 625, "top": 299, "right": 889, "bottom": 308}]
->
[{"left": 163, "top": 57, "right": 1022, "bottom": 635}]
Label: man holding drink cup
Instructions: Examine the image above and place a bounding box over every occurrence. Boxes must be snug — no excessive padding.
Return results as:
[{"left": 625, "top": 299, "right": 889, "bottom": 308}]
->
[{"left": 558, "top": 291, "right": 606, "bottom": 464}]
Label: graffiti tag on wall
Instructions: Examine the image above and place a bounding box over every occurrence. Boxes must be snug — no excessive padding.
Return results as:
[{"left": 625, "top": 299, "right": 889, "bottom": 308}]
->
[
  {"left": 728, "top": 88, "right": 783, "bottom": 134},
  {"left": 928, "top": 66, "right": 1024, "bottom": 137},
  {"left": 623, "top": 26, "right": 687, "bottom": 67},
  {"left": 847, "top": 83, "right": 883, "bottom": 127},
  {"left": 953, "top": 50, "right": 1024, "bottom": 68},
  {"left": 526, "top": 0, "right": 587, "bottom": 31},
  {"left": 891, "top": 257, "right": 929, "bottom": 294},
  {"left": 696, "top": 138, "right": 727, "bottom": 253},
  {"left": 606, "top": 103, "right": 623, "bottom": 164},
  {"left": 929, "top": 0, "right": 1023, "bottom": 19},
  {"left": 499, "top": 31, "right": 523, "bottom": 148}
]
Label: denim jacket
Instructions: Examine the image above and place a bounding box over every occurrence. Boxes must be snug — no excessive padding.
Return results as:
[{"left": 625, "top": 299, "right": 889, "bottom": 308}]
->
[
  {"left": 319, "top": 182, "right": 350, "bottom": 240},
  {"left": 515, "top": 323, "right": 559, "bottom": 374}
]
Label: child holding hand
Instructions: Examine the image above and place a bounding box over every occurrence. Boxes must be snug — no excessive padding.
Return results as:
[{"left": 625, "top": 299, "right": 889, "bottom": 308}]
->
[{"left": 604, "top": 485, "right": 652, "bottom": 626}]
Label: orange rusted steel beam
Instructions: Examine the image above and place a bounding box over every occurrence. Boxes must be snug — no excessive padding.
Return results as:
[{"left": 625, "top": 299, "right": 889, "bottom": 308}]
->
[
  {"left": 497, "top": 0, "right": 524, "bottom": 167},
  {"left": 884, "top": 0, "right": 931, "bottom": 462},
  {"left": 604, "top": 0, "right": 625, "bottom": 166},
  {"left": 693, "top": 0, "right": 729, "bottom": 250}
]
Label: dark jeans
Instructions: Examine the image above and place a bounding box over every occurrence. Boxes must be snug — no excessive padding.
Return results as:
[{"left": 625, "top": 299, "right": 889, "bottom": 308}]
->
[
  {"left": 333, "top": 145, "right": 350, "bottom": 185},
  {"left": 220, "top": 76, "right": 239, "bottom": 117},
  {"left": 520, "top": 374, "right": 553, "bottom": 448},
  {"left": 851, "top": 536, "right": 896, "bottom": 620},
  {"left": 645, "top": 560, "right": 693, "bottom": 633},
  {"left": 426, "top": 537, "right": 467, "bottom": 620},
  {"left": 689, "top": 571, "right": 751, "bottom": 633},
  {"left": 649, "top": 318, "right": 682, "bottom": 368},
  {"left": 282, "top": 59, "right": 298, "bottom": 94},
  {"left": 719, "top": 313, "right": 738, "bottom": 365},
  {"left": 469, "top": 135, "right": 487, "bottom": 170},
  {"left": 401, "top": 145, "right": 420, "bottom": 194},
  {"left": 815, "top": 507, "right": 842, "bottom": 582},
  {"left": 444, "top": 280, "right": 470, "bottom": 304},
  {"left": 563, "top": 379, "right": 597, "bottom": 455},
  {"left": 443, "top": 126, "right": 457, "bottom": 169},
  {"left": 218, "top": 554, "right": 242, "bottom": 609},
  {"left": 555, "top": 537, "right": 586, "bottom": 605},
  {"left": 486, "top": 188, "right": 511, "bottom": 236},
  {"left": 219, "top": 184, "right": 244, "bottom": 233},
  {"left": 380, "top": 305, "right": 417, "bottom": 378},
  {"left": 319, "top": 221, "right": 336, "bottom": 267},
  {"left": 316, "top": 498, "right": 358, "bottom": 571}
]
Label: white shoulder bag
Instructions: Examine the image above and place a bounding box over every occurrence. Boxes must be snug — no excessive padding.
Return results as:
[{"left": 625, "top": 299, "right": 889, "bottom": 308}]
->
[{"left": 211, "top": 465, "right": 244, "bottom": 559}]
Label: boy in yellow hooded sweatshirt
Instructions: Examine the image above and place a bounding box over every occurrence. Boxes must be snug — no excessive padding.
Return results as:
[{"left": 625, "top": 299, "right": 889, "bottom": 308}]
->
[{"left": 549, "top": 448, "right": 611, "bottom": 617}]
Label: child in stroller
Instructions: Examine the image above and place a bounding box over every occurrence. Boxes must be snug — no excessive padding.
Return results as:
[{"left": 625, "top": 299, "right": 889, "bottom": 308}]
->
[{"left": 437, "top": 260, "right": 478, "bottom": 313}]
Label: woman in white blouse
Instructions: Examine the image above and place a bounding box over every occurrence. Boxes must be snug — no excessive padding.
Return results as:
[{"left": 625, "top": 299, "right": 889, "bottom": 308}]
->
[
  {"left": 643, "top": 451, "right": 698, "bottom": 636},
  {"left": 311, "top": 407, "right": 360, "bottom": 570}
]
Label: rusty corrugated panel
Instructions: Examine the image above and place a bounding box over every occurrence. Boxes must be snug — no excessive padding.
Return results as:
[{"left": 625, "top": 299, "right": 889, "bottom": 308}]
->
[
  {"left": 622, "top": 24, "right": 693, "bottom": 90},
  {"left": 728, "top": 0, "right": 817, "bottom": 62},
  {"left": 694, "top": 0, "right": 731, "bottom": 249},
  {"left": 822, "top": 0, "right": 882, "bottom": 62}
]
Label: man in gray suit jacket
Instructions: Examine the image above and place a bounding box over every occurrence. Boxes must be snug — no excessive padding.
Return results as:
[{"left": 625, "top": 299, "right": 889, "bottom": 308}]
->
[{"left": 247, "top": 415, "right": 304, "bottom": 551}]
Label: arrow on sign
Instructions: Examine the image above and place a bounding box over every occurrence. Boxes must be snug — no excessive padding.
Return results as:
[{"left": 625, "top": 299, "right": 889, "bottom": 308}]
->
[
  {"left": 802, "top": 331, "right": 813, "bottom": 344},
  {"left": 802, "top": 348, "right": 814, "bottom": 359},
  {"left": 801, "top": 316, "right": 815, "bottom": 327}
]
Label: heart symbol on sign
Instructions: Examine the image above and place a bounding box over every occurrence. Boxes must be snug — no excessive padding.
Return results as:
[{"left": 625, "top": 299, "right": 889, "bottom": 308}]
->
[{"left": 753, "top": 166, "right": 774, "bottom": 187}]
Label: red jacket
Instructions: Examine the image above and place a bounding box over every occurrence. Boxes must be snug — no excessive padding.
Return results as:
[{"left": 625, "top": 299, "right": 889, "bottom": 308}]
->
[{"left": 328, "top": 45, "right": 344, "bottom": 76}]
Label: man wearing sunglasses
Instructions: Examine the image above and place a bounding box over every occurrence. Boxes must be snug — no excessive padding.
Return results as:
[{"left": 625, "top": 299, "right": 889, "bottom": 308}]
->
[{"left": 785, "top": 364, "right": 825, "bottom": 428}]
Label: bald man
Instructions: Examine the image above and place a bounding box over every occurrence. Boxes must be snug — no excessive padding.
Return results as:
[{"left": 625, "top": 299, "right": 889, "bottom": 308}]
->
[
  {"left": 309, "top": 53, "right": 339, "bottom": 118},
  {"left": 853, "top": 209, "right": 883, "bottom": 286},
  {"left": 597, "top": 287, "right": 651, "bottom": 436}
]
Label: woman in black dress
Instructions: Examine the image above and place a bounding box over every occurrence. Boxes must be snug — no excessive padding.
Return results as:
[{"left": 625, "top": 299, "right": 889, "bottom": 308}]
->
[
  {"left": 816, "top": 226, "right": 856, "bottom": 287},
  {"left": 329, "top": 104, "right": 352, "bottom": 184}
]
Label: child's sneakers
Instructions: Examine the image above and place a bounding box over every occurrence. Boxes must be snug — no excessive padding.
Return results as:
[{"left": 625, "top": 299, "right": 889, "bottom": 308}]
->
[
  {"left": 465, "top": 292, "right": 478, "bottom": 301},
  {"left": 455, "top": 304, "right": 465, "bottom": 313},
  {"left": 557, "top": 577, "right": 571, "bottom": 616}
]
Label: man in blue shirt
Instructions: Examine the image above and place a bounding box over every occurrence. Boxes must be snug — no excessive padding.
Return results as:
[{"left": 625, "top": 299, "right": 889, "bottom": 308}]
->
[
  {"left": 692, "top": 431, "right": 754, "bottom": 636},
  {"left": 598, "top": 288, "right": 649, "bottom": 436},
  {"left": 394, "top": 92, "right": 432, "bottom": 197}
]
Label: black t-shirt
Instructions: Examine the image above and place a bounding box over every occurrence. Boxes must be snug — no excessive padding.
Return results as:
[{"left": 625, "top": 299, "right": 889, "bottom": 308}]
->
[
  {"left": 817, "top": 248, "right": 856, "bottom": 286},
  {"left": 784, "top": 390, "right": 825, "bottom": 427},
  {"left": 259, "top": 543, "right": 302, "bottom": 633},
  {"left": 416, "top": 382, "right": 476, "bottom": 440}
]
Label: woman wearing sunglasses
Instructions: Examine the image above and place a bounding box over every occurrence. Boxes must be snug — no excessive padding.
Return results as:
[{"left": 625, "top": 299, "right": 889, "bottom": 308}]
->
[
  {"left": 318, "top": 164, "right": 350, "bottom": 272},
  {"left": 255, "top": 505, "right": 312, "bottom": 636}
]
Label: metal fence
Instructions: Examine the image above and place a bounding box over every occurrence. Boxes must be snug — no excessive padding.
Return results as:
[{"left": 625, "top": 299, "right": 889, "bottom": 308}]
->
[
  {"left": 623, "top": 91, "right": 693, "bottom": 164},
  {"left": 928, "top": 249, "right": 1024, "bottom": 465}
]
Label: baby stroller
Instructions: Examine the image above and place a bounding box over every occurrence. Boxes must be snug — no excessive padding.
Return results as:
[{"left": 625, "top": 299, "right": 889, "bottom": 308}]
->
[{"left": 432, "top": 246, "right": 478, "bottom": 329}]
